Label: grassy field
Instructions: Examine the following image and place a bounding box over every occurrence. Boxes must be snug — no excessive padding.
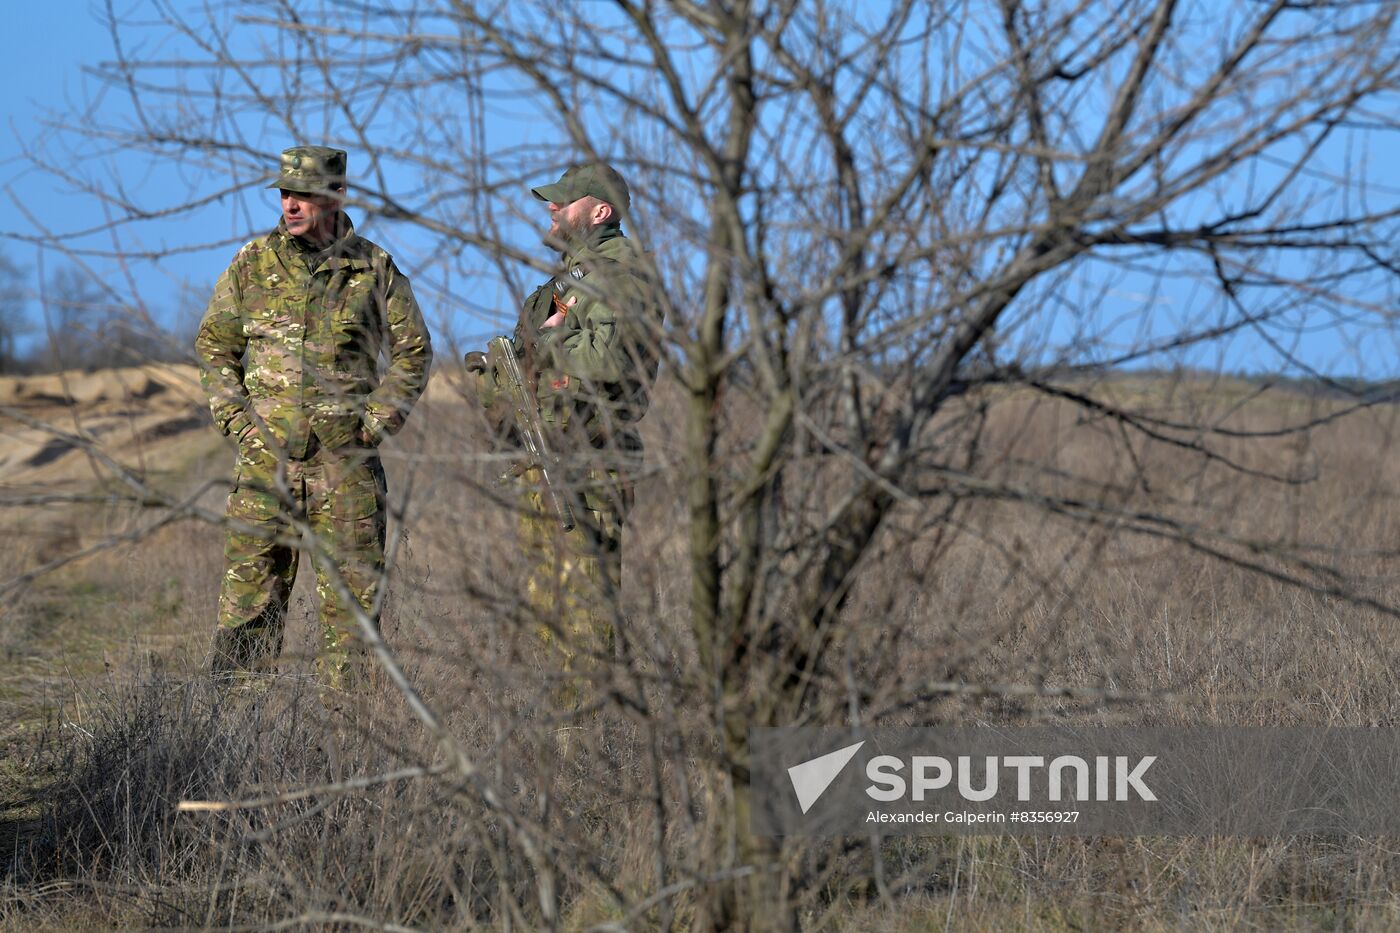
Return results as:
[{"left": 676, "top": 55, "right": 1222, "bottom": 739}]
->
[{"left": 3, "top": 365, "right": 1400, "bottom": 930}]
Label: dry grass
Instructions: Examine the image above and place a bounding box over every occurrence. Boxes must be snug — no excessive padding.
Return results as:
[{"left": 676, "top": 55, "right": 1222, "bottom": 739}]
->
[{"left": 4, "top": 370, "right": 1400, "bottom": 929}]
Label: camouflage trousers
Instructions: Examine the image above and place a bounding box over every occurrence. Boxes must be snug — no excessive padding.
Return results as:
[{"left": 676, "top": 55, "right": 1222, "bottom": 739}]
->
[
  {"left": 211, "top": 436, "right": 387, "bottom": 690},
  {"left": 519, "top": 466, "right": 632, "bottom": 675}
]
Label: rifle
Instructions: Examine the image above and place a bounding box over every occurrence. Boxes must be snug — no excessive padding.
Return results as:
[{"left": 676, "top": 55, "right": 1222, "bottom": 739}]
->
[{"left": 483, "top": 335, "right": 576, "bottom": 532}]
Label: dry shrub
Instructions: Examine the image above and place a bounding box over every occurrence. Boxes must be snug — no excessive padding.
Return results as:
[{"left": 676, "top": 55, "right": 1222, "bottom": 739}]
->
[
  {"left": 6, "top": 667, "right": 658, "bottom": 929},
  {"left": 7, "top": 382, "right": 1400, "bottom": 929}
]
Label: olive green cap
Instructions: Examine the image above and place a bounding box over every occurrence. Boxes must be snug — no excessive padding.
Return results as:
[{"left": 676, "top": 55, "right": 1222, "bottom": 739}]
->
[
  {"left": 267, "top": 146, "right": 347, "bottom": 195},
  {"left": 531, "top": 163, "right": 630, "bottom": 214}
]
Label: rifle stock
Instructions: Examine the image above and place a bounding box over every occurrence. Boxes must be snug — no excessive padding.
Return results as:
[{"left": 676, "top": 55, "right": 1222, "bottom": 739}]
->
[{"left": 487, "top": 336, "right": 576, "bottom": 532}]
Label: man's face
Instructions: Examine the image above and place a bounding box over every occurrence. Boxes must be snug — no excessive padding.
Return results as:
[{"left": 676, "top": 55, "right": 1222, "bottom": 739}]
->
[
  {"left": 546, "top": 196, "right": 599, "bottom": 245},
  {"left": 280, "top": 188, "right": 340, "bottom": 242}
]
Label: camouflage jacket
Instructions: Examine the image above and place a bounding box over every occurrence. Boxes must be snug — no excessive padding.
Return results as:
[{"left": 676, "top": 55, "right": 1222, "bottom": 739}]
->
[
  {"left": 511, "top": 226, "right": 662, "bottom": 452},
  {"left": 196, "top": 215, "right": 433, "bottom": 458}
]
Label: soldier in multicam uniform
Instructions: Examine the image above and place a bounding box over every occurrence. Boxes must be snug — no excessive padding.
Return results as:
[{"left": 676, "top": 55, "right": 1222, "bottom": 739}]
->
[
  {"left": 470, "top": 163, "right": 662, "bottom": 679},
  {"left": 196, "top": 146, "right": 433, "bottom": 689}
]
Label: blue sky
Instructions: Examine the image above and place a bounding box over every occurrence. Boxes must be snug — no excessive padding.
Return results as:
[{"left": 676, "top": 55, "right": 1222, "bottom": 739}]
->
[
  {"left": 1, "top": 4, "right": 232, "bottom": 350},
  {"left": 2, "top": 2, "right": 1397, "bottom": 379},
  {"left": 0, "top": 3, "right": 535, "bottom": 358}
]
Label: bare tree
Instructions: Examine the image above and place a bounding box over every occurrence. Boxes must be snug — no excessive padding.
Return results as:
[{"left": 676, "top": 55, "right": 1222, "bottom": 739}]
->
[
  {"left": 39, "top": 265, "right": 110, "bottom": 372},
  {"left": 30, "top": 264, "right": 181, "bottom": 372},
  {"left": 7, "top": 1, "right": 1400, "bottom": 929},
  {"left": 0, "top": 251, "right": 31, "bottom": 372}
]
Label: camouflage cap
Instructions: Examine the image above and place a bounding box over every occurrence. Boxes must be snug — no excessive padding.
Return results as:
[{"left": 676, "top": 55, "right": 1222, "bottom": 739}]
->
[
  {"left": 267, "top": 146, "right": 347, "bottom": 195},
  {"left": 531, "top": 163, "right": 630, "bottom": 214}
]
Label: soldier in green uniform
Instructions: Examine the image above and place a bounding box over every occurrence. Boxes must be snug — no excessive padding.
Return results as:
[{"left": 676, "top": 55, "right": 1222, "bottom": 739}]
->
[
  {"left": 196, "top": 146, "right": 433, "bottom": 689},
  {"left": 470, "top": 163, "right": 662, "bottom": 677}
]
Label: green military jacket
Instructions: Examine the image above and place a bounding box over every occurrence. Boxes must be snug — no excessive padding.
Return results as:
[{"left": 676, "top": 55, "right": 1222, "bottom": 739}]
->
[
  {"left": 196, "top": 215, "right": 433, "bottom": 458},
  {"left": 512, "top": 225, "right": 661, "bottom": 452}
]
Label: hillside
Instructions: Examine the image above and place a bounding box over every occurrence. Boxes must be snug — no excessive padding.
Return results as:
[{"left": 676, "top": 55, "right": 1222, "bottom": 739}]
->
[
  {"left": 5, "top": 363, "right": 1400, "bottom": 929},
  {"left": 0, "top": 365, "right": 213, "bottom": 489}
]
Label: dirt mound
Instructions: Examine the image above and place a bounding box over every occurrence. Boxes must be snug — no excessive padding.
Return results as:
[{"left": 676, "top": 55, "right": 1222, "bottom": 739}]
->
[
  {"left": 0, "top": 365, "right": 199, "bottom": 408},
  {"left": 0, "top": 364, "right": 214, "bottom": 487},
  {"left": 0, "top": 364, "right": 466, "bottom": 489}
]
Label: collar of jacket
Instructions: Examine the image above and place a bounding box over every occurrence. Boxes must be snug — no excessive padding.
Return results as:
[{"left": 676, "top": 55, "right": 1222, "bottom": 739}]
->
[
  {"left": 564, "top": 224, "right": 631, "bottom": 272},
  {"left": 272, "top": 214, "right": 372, "bottom": 271}
]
